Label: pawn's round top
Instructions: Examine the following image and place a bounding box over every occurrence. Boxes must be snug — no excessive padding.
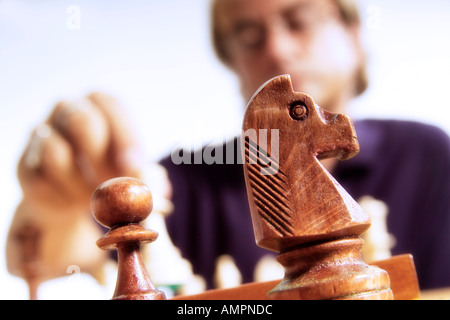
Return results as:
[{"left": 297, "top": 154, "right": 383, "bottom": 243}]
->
[{"left": 91, "top": 177, "right": 153, "bottom": 228}]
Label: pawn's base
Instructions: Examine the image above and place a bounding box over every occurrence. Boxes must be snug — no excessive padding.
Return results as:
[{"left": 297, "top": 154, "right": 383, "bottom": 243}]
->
[{"left": 113, "top": 290, "right": 167, "bottom": 300}]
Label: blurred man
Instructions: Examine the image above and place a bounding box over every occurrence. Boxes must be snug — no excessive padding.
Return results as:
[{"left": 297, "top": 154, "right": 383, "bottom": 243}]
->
[
  {"left": 7, "top": 0, "right": 449, "bottom": 293},
  {"left": 163, "top": 0, "right": 450, "bottom": 290}
]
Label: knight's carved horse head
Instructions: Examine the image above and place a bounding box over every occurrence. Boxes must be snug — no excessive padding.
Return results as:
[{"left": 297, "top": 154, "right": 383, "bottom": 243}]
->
[{"left": 242, "top": 75, "right": 370, "bottom": 252}]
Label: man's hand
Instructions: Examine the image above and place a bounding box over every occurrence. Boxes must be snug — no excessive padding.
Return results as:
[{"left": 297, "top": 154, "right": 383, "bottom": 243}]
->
[
  {"left": 7, "top": 92, "right": 144, "bottom": 283},
  {"left": 18, "top": 92, "right": 143, "bottom": 213}
]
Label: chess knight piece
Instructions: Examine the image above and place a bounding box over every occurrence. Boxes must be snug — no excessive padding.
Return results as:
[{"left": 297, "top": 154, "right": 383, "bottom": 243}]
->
[{"left": 242, "top": 75, "right": 393, "bottom": 300}]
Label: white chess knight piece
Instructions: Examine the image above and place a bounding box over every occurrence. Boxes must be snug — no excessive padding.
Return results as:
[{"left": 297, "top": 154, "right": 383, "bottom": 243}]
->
[
  {"left": 359, "top": 196, "right": 396, "bottom": 262},
  {"left": 142, "top": 164, "right": 206, "bottom": 296}
]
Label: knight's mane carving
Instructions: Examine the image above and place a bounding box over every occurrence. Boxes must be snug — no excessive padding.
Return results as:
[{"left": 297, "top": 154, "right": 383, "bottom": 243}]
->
[{"left": 244, "top": 137, "right": 294, "bottom": 236}]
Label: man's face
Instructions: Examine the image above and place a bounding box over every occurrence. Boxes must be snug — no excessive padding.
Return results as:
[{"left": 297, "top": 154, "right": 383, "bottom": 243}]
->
[{"left": 222, "top": 0, "right": 363, "bottom": 112}]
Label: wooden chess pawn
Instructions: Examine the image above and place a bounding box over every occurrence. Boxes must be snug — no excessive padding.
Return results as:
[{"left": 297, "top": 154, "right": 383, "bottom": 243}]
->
[{"left": 91, "top": 177, "right": 166, "bottom": 300}]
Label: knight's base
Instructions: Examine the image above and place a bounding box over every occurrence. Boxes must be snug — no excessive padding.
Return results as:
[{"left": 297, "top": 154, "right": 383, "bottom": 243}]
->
[{"left": 267, "top": 237, "right": 393, "bottom": 300}]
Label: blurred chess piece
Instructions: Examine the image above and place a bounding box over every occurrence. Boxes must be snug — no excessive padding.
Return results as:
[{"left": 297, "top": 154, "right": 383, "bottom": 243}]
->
[
  {"left": 141, "top": 164, "right": 206, "bottom": 296},
  {"left": 213, "top": 255, "right": 242, "bottom": 289},
  {"left": 253, "top": 255, "right": 284, "bottom": 283},
  {"left": 13, "top": 222, "right": 43, "bottom": 300},
  {"left": 359, "top": 196, "right": 396, "bottom": 262}
]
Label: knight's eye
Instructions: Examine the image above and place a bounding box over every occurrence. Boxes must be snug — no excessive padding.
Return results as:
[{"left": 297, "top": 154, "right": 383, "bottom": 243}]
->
[{"left": 289, "top": 102, "right": 308, "bottom": 121}]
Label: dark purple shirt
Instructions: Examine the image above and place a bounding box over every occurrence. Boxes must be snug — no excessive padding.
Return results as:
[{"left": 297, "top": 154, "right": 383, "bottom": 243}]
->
[{"left": 160, "top": 119, "right": 450, "bottom": 290}]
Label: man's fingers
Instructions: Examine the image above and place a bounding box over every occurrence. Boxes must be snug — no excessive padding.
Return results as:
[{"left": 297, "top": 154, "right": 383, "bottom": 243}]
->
[
  {"left": 18, "top": 92, "right": 142, "bottom": 213},
  {"left": 87, "top": 91, "right": 144, "bottom": 178},
  {"left": 48, "top": 98, "right": 110, "bottom": 186},
  {"left": 18, "top": 124, "right": 90, "bottom": 209}
]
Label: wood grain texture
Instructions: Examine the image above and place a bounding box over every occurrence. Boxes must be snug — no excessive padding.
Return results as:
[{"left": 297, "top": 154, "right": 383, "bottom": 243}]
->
[
  {"left": 174, "top": 254, "right": 419, "bottom": 300},
  {"left": 241, "top": 75, "right": 393, "bottom": 299},
  {"left": 92, "top": 177, "right": 166, "bottom": 300}
]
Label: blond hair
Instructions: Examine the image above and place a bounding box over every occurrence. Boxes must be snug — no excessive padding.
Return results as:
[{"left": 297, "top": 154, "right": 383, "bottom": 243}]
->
[{"left": 210, "top": 0, "right": 368, "bottom": 96}]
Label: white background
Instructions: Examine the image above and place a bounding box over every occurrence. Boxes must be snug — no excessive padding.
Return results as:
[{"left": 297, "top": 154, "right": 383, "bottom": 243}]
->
[{"left": 0, "top": 0, "right": 449, "bottom": 299}]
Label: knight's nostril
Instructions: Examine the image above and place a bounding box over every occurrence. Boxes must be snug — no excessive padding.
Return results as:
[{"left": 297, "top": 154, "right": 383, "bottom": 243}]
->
[
  {"left": 317, "top": 105, "right": 339, "bottom": 123},
  {"left": 329, "top": 114, "right": 338, "bottom": 122}
]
